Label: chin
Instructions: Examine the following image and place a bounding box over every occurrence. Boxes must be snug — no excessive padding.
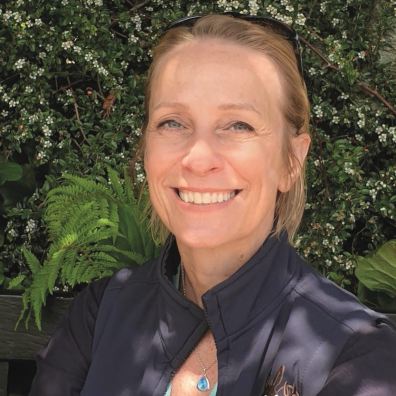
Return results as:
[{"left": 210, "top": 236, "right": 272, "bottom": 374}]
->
[{"left": 173, "top": 225, "right": 244, "bottom": 251}]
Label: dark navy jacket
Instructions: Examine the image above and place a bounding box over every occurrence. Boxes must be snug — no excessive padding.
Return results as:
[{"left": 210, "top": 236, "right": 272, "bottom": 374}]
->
[{"left": 30, "top": 234, "right": 396, "bottom": 396}]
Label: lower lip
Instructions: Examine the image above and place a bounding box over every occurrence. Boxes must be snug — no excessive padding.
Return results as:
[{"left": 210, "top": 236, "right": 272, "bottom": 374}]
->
[{"left": 174, "top": 190, "right": 238, "bottom": 211}]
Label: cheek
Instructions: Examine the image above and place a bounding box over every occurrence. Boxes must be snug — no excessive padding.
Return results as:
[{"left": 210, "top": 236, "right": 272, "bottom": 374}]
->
[
  {"left": 144, "top": 136, "right": 166, "bottom": 178},
  {"left": 234, "top": 141, "right": 284, "bottom": 187}
]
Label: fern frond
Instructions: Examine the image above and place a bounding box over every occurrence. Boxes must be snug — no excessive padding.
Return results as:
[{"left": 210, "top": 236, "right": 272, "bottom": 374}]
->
[
  {"left": 107, "top": 167, "right": 125, "bottom": 201},
  {"left": 21, "top": 247, "right": 41, "bottom": 275},
  {"left": 123, "top": 166, "right": 136, "bottom": 205},
  {"left": 22, "top": 167, "right": 160, "bottom": 329},
  {"left": 99, "top": 244, "right": 146, "bottom": 265},
  {"left": 60, "top": 249, "right": 78, "bottom": 284},
  {"left": 8, "top": 274, "right": 26, "bottom": 290}
]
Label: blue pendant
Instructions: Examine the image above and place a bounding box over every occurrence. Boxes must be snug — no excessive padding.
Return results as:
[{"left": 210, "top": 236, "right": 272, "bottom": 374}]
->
[{"left": 197, "top": 375, "right": 210, "bottom": 392}]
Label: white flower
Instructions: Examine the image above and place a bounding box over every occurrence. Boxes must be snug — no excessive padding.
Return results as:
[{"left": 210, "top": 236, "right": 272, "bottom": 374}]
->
[
  {"left": 313, "top": 104, "right": 323, "bottom": 118},
  {"left": 128, "top": 34, "right": 138, "bottom": 44},
  {"left": 325, "top": 259, "right": 332, "bottom": 267},
  {"left": 15, "top": 58, "right": 27, "bottom": 70},
  {"left": 9, "top": 99, "right": 18, "bottom": 107},
  {"left": 296, "top": 13, "right": 306, "bottom": 25},
  {"left": 340, "top": 92, "right": 349, "bottom": 100},
  {"left": 62, "top": 40, "right": 74, "bottom": 50},
  {"left": 3, "top": 11, "right": 13, "bottom": 21},
  {"left": 320, "top": 2, "right": 327, "bottom": 13},
  {"left": 131, "top": 14, "right": 142, "bottom": 31},
  {"left": 266, "top": 4, "right": 278, "bottom": 16},
  {"left": 35, "top": 18, "right": 43, "bottom": 26},
  {"left": 248, "top": 0, "right": 259, "bottom": 15},
  {"left": 42, "top": 125, "right": 52, "bottom": 136},
  {"left": 8, "top": 227, "right": 18, "bottom": 239},
  {"left": 84, "top": 52, "right": 94, "bottom": 61},
  {"left": 12, "top": 11, "right": 22, "bottom": 23},
  {"left": 25, "top": 219, "right": 37, "bottom": 233},
  {"left": 389, "top": 126, "right": 396, "bottom": 143},
  {"left": 355, "top": 133, "right": 363, "bottom": 142},
  {"left": 308, "top": 67, "right": 317, "bottom": 76},
  {"left": 379, "top": 133, "right": 387, "bottom": 143}
]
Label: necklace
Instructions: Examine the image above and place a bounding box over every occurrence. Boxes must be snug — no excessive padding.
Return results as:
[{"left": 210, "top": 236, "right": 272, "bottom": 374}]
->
[{"left": 180, "top": 264, "right": 217, "bottom": 392}]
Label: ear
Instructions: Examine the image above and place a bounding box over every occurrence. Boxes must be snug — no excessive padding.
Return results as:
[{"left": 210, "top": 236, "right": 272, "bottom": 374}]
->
[{"left": 278, "top": 132, "right": 311, "bottom": 193}]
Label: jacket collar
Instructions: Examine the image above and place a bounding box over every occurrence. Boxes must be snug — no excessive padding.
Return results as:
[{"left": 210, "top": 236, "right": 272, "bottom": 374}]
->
[{"left": 156, "top": 232, "right": 299, "bottom": 366}]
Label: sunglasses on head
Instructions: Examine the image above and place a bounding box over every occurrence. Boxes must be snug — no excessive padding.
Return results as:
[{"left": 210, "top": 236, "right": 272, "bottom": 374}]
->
[{"left": 165, "top": 12, "right": 304, "bottom": 82}]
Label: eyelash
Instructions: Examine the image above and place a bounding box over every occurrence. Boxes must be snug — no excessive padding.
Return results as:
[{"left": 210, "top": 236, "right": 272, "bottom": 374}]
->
[
  {"left": 157, "top": 119, "right": 184, "bottom": 129},
  {"left": 227, "top": 121, "right": 255, "bottom": 132},
  {"left": 157, "top": 119, "right": 255, "bottom": 133}
]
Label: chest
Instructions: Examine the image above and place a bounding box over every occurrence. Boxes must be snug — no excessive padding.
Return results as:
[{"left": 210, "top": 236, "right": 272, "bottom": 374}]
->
[{"left": 169, "top": 332, "right": 218, "bottom": 396}]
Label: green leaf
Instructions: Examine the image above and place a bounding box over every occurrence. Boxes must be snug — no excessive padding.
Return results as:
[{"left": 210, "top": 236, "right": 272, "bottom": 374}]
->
[
  {"left": 355, "top": 240, "right": 396, "bottom": 297},
  {"left": 8, "top": 274, "right": 26, "bottom": 289},
  {"left": 0, "top": 162, "right": 23, "bottom": 185},
  {"left": 21, "top": 247, "right": 41, "bottom": 275}
]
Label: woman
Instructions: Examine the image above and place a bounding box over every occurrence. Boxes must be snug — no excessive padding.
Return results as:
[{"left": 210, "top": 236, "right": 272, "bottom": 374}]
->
[{"left": 30, "top": 14, "right": 396, "bottom": 396}]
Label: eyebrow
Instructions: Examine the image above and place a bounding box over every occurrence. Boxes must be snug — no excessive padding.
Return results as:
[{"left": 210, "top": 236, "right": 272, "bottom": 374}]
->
[{"left": 152, "top": 101, "right": 262, "bottom": 115}]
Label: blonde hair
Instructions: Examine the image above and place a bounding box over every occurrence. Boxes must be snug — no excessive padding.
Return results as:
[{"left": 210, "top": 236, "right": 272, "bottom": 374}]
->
[{"left": 136, "top": 14, "right": 310, "bottom": 244}]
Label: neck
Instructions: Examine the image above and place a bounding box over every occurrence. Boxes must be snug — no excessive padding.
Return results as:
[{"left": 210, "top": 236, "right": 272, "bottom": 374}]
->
[{"left": 178, "top": 232, "right": 269, "bottom": 307}]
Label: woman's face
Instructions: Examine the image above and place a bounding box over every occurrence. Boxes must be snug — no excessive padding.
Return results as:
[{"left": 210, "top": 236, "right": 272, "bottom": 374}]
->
[{"left": 144, "top": 38, "right": 309, "bottom": 251}]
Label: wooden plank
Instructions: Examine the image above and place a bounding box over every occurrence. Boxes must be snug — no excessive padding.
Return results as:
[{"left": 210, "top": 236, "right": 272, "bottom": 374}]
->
[
  {"left": 0, "top": 361, "right": 9, "bottom": 396},
  {"left": 0, "top": 295, "right": 72, "bottom": 360}
]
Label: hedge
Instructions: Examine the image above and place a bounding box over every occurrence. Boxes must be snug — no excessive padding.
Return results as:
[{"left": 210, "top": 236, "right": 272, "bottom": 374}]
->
[{"left": 0, "top": 0, "right": 395, "bottom": 321}]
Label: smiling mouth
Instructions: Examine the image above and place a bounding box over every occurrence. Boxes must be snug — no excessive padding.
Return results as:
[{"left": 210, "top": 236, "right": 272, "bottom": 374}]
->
[{"left": 176, "top": 189, "right": 241, "bottom": 205}]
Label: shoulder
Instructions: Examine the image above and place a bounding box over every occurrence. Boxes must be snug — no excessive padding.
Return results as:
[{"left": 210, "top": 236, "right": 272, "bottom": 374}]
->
[
  {"left": 105, "top": 257, "right": 159, "bottom": 291},
  {"left": 292, "top": 254, "right": 389, "bottom": 334},
  {"left": 318, "top": 314, "right": 396, "bottom": 395},
  {"left": 278, "top": 251, "right": 396, "bottom": 395}
]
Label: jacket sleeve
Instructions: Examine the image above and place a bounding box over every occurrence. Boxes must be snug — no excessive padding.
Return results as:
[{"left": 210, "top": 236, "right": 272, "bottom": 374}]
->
[
  {"left": 29, "top": 277, "right": 110, "bottom": 396},
  {"left": 317, "top": 320, "right": 396, "bottom": 396}
]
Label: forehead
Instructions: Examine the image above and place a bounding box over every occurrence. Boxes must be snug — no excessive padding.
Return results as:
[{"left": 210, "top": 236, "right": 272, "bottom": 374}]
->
[{"left": 149, "top": 38, "right": 285, "bottom": 124}]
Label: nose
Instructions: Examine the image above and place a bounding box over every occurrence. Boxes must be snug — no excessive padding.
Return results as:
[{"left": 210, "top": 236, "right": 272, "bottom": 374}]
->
[{"left": 181, "top": 137, "right": 223, "bottom": 176}]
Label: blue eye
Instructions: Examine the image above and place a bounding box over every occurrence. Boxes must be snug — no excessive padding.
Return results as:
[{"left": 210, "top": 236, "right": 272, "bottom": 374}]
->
[
  {"left": 229, "top": 121, "right": 254, "bottom": 132},
  {"left": 158, "top": 119, "right": 184, "bottom": 129}
]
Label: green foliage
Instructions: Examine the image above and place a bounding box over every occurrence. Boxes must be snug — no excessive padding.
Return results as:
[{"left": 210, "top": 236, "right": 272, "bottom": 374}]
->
[
  {"left": 18, "top": 168, "right": 159, "bottom": 329},
  {"left": 356, "top": 240, "right": 396, "bottom": 311},
  {"left": 0, "top": 161, "right": 23, "bottom": 185},
  {"left": 0, "top": 0, "right": 395, "bottom": 314}
]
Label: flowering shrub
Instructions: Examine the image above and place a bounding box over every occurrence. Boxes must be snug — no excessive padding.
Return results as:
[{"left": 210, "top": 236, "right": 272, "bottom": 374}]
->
[{"left": 0, "top": 1, "right": 395, "bottom": 299}]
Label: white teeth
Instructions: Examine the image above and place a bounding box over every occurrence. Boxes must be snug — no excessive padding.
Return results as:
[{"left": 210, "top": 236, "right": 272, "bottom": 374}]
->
[
  {"left": 193, "top": 192, "right": 202, "bottom": 204},
  {"left": 202, "top": 193, "right": 211, "bottom": 204},
  {"left": 178, "top": 190, "right": 237, "bottom": 204}
]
